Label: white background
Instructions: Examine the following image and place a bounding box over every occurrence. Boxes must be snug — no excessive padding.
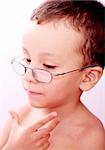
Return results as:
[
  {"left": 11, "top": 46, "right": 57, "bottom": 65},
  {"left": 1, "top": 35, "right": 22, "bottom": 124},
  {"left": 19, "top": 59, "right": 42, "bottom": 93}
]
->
[{"left": 0, "top": 0, "right": 105, "bottom": 132}]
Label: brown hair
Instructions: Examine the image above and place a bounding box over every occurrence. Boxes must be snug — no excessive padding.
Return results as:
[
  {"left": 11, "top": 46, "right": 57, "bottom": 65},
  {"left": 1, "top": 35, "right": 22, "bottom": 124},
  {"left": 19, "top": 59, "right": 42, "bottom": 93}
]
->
[{"left": 31, "top": 0, "right": 105, "bottom": 68}]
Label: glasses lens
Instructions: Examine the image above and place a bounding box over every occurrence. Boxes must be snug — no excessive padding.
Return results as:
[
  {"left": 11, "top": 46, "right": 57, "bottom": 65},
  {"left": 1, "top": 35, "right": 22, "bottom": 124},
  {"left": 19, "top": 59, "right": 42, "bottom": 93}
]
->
[
  {"left": 12, "top": 61, "right": 25, "bottom": 76},
  {"left": 32, "top": 69, "right": 52, "bottom": 83}
]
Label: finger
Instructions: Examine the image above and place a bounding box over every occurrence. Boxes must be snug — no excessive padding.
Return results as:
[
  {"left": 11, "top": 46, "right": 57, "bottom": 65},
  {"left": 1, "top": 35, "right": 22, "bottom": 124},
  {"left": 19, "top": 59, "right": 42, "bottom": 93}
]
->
[
  {"left": 9, "top": 111, "right": 21, "bottom": 126},
  {"left": 42, "top": 141, "right": 50, "bottom": 150},
  {"left": 42, "top": 133, "right": 50, "bottom": 138},
  {"left": 28, "top": 112, "right": 57, "bottom": 131},
  {"left": 39, "top": 117, "right": 59, "bottom": 133},
  {"left": 45, "top": 117, "right": 59, "bottom": 132},
  {"left": 41, "top": 133, "right": 50, "bottom": 139},
  {"left": 35, "top": 135, "right": 50, "bottom": 147},
  {"left": 34, "top": 118, "right": 59, "bottom": 139}
]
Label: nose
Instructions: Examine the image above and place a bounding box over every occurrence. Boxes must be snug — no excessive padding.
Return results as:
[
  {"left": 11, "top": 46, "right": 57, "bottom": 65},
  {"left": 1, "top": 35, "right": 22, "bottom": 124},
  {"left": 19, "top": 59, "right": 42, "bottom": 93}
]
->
[{"left": 23, "top": 68, "right": 37, "bottom": 83}]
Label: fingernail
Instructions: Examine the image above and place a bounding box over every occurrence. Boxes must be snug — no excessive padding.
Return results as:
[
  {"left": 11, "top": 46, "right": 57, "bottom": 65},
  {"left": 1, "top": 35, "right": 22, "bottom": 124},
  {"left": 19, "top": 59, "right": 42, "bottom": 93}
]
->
[{"left": 51, "top": 112, "right": 57, "bottom": 117}]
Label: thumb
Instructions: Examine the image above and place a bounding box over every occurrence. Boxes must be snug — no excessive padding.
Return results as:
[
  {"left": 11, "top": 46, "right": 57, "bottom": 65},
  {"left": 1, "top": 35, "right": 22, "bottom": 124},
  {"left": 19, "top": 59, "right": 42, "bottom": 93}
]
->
[{"left": 9, "top": 111, "right": 21, "bottom": 126}]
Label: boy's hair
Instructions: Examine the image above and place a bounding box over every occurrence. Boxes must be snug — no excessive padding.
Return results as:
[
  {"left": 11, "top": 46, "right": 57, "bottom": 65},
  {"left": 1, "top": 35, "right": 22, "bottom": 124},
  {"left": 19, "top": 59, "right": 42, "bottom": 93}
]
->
[{"left": 31, "top": 0, "right": 105, "bottom": 69}]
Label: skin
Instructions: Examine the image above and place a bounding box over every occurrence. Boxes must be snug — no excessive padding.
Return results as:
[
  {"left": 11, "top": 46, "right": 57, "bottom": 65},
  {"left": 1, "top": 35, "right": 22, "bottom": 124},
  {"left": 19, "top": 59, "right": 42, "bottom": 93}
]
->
[
  {"left": 0, "top": 21, "right": 105, "bottom": 150},
  {"left": 1, "top": 111, "right": 60, "bottom": 150},
  {"left": 22, "top": 21, "right": 83, "bottom": 110}
]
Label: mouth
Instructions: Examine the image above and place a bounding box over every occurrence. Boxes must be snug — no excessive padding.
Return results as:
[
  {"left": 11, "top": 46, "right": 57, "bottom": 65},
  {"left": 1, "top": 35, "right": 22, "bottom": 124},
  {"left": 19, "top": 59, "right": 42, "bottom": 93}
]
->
[
  {"left": 28, "top": 91, "right": 42, "bottom": 95},
  {"left": 24, "top": 88, "right": 43, "bottom": 96}
]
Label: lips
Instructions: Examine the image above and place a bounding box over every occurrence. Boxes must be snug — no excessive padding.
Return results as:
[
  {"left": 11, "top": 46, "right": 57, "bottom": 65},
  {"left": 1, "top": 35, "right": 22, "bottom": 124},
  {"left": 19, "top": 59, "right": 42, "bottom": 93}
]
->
[
  {"left": 28, "top": 90, "right": 42, "bottom": 95},
  {"left": 24, "top": 88, "right": 43, "bottom": 95}
]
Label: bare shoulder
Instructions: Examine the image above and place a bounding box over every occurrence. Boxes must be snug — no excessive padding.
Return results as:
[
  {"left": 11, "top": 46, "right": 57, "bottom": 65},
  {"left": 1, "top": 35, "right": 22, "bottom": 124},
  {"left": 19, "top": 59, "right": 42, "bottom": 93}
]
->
[
  {"left": 82, "top": 116, "right": 105, "bottom": 150},
  {"left": 0, "top": 103, "right": 32, "bottom": 149}
]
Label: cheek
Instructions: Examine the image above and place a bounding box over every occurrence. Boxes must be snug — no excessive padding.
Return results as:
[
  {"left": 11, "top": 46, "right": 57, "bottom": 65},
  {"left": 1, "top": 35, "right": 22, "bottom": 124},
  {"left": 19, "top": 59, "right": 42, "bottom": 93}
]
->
[{"left": 44, "top": 76, "right": 80, "bottom": 100}]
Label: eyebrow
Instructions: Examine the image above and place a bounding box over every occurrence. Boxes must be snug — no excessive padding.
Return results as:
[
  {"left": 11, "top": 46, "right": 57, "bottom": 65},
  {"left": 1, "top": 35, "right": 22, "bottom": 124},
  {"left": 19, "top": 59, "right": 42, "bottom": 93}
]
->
[
  {"left": 22, "top": 47, "right": 61, "bottom": 65},
  {"left": 23, "top": 48, "right": 30, "bottom": 55},
  {"left": 23, "top": 47, "right": 57, "bottom": 58}
]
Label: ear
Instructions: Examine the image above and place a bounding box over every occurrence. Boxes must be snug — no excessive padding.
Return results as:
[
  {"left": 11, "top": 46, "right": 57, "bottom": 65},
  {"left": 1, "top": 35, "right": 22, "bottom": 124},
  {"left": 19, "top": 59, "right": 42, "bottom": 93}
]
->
[{"left": 79, "top": 66, "right": 103, "bottom": 91}]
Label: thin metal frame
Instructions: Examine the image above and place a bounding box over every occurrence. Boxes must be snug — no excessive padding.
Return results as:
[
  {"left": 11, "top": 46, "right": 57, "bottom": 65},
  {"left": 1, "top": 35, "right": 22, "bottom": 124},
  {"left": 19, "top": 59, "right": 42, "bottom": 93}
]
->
[{"left": 11, "top": 56, "right": 98, "bottom": 83}]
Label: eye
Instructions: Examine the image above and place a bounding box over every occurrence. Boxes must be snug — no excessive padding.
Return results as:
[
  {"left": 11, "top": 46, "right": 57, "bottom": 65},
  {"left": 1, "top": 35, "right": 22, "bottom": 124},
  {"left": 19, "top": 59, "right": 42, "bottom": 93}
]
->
[
  {"left": 43, "top": 64, "right": 56, "bottom": 69},
  {"left": 24, "top": 58, "right": 31, "bottom": 65}
]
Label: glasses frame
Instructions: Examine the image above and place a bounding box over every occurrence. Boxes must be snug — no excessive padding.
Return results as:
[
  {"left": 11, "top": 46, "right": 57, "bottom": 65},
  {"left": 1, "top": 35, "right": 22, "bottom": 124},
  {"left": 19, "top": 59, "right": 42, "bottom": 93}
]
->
[{"left": 11, "top": 56, "right": 98, "bottom": 83}]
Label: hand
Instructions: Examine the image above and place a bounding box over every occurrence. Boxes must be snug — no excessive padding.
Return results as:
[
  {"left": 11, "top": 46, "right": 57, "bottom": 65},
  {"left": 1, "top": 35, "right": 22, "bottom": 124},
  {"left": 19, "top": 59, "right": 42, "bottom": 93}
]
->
[{"left": 5, "top": 111, "right": 59, "bottom": 150}]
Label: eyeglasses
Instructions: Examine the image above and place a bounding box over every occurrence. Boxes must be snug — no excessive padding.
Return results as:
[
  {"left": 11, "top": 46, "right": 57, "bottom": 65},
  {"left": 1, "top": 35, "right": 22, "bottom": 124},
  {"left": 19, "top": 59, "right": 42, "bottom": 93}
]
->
[{"left": 11, "top": 56, "right": 97, "bottom": 83}]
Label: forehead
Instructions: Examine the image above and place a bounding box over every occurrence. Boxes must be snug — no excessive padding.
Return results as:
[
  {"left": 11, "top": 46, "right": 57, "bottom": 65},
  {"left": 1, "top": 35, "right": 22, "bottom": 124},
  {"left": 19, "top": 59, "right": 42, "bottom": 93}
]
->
[{"left": 23, "top": 21, "right": 84, "bottom": 62}]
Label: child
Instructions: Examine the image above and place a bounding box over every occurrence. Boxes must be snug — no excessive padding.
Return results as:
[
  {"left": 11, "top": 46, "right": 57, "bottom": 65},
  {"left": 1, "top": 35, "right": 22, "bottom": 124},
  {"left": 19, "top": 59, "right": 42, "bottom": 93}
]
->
[{"left": 0, "top": 0, "right": 105, "bottom": 149}]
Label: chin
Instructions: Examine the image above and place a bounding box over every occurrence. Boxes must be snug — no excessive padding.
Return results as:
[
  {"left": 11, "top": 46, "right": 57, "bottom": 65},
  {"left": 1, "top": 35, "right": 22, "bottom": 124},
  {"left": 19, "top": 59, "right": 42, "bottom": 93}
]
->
[{"left": 27, "top": 97, "right": 50, "bottom": 108}]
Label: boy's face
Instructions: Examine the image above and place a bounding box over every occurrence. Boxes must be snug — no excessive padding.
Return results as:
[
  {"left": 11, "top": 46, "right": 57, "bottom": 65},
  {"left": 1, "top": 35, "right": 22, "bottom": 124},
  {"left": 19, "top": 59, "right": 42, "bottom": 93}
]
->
[{"left": 22, "top": 21, "right": 84, "bottom": 109}]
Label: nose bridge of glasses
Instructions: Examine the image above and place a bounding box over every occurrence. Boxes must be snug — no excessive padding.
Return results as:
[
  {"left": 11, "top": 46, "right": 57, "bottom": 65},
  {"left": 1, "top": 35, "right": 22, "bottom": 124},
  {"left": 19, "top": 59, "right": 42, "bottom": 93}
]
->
[{"left": 24, "top": 66, "right": 36, "bottom": 81}]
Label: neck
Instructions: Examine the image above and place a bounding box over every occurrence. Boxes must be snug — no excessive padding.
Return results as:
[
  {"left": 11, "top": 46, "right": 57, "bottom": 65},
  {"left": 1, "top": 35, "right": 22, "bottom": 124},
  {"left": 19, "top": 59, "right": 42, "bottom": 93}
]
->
[{"left": 41, "top": 98, "right": 82, "bottom": 121}]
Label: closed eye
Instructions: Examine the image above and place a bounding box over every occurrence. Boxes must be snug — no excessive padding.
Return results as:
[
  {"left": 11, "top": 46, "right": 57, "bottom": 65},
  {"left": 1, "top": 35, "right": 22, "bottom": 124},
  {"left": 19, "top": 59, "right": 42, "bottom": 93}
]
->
[{"left": 43, "top": 64, "right": 56, "bottom": 69}]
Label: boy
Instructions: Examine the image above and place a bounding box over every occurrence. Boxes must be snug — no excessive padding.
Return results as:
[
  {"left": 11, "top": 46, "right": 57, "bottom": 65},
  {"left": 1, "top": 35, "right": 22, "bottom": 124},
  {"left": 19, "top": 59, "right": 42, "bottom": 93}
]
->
[{"left": 0, "top": 0, "right": 105, "bottom": 150}]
